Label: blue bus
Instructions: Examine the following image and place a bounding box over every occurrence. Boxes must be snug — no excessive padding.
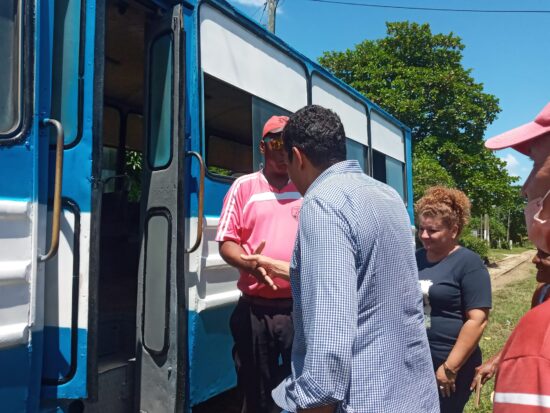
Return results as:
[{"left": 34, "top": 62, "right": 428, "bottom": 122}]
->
[{"left": 0, "top": 0, "right": 413, "bottom": 411}]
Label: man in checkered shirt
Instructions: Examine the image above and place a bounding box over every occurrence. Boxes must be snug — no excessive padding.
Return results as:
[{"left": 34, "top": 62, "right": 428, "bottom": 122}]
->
[{"left": 260, "top": 105, "right": 439, "bottom": 412}]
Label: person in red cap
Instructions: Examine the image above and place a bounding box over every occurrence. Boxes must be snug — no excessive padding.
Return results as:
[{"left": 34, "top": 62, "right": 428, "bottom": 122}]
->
[
  {"left": 478, "top": 102, "right": 550, "bottom": 412},
  {"left": 215, "top": 115, "right": 302, "bottom": 413}
]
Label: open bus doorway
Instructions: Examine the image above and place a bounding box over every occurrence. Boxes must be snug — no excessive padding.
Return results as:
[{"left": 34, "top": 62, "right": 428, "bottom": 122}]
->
[
  {"left": 94, "top": 1, "right": 188, "bottom": 411},
  {"left": 91, "top": 1, "right": 152, "bottom": 410}
]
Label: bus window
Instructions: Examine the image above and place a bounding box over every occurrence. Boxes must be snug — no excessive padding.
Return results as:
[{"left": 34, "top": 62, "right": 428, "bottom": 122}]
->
[
  {"left": 126, "top": 113, "right": 144, "bottom": 151},
  {"left": 373, "top": 149, "right": 406, "bottom": 200},
  {"left": 346, "top": 138, "right": 366, "bottom": 172},
  {"left": 251, "top": 97, "right": 291, "bottom": 171},
  {"left": 0, "top": 1, "right": 22, "bottom": 135},
  {"left": 386, "top": 156, "right": 406, "bottom": 200},
  {"left": 102, "top": 106, "right": 121, "bottom": 193},
  {"left": 126, "top": 113, "right": 144, "bottom": 202},
  {"left": 204, "top": 74, "right": 253, "bottom": 177},
  {"left": 148, "top": 33, "right": 173, "bottom": 170},
  {"left": 51, "top": 0, "right": 82, "bottom": 145},
  {"left": 204, "top": 74, "right": 293, "bottom": 178}
]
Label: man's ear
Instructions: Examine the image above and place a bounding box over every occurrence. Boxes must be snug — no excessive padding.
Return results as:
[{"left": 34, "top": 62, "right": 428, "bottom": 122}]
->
[
  {"left": 292, "top": 146, "right": 303, "bottom": 169},
  {"left": 259, "top": 139, "right": 266, "bottom": 155}
]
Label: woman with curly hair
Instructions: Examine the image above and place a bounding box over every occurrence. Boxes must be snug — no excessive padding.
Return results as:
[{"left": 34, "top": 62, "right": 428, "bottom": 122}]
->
[{"left": 416, "top": 186, "right": 492, "bottom": 413}]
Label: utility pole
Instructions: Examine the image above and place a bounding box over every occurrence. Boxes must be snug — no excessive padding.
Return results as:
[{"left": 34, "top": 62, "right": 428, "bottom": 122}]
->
[{"left": 267, "top": 0, "right": 277, "bottom": 33}]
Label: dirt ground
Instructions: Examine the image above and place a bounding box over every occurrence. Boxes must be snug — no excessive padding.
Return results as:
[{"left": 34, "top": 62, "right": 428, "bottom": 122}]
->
[{"left": 488, "top": 250, "right": 537, "bottom": 291}]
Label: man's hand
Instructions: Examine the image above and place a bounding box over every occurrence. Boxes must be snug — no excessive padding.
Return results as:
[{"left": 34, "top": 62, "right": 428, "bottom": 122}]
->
[
  {"left": 470, "top": 353, "right": 501, "bottom": 390},
  {"left": 247, "top": 241, "right": 278, "bottom": 290},
  {"left": 218, "top": 240, "right": 278, "bottom": 290},
  {"left": 241, "top": 253, "right": 290, "bottom": 281}
]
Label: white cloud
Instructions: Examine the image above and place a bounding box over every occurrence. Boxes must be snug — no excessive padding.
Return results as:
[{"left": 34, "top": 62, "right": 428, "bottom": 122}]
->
[
  {"left": 499, "top": 152, "right": 534, "bottom": 185},
  {"left": 232, "top": 0, "right": 265, "bottom": 6},
  {"left": 503, "top": 153, "right": 519, "bottom": 169}
]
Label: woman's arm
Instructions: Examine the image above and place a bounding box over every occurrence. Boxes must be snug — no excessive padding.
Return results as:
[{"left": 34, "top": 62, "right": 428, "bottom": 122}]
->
[{"left": 436, "top": 308, "right": 489, "bottom": 397}]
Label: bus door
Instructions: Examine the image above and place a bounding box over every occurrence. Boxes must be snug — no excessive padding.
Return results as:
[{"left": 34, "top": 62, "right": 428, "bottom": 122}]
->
[
  {"left": 0, "top": 1, "right": 46, "bottom": 411},
  {"left": 135, "top": 4, "right": 188, "bottom": 412},
  {"left": 38, "top": 0, "right": 99, "bottom": 405},
  {"left": 0, "top": 0, "right": 97, "bottom": 409}
]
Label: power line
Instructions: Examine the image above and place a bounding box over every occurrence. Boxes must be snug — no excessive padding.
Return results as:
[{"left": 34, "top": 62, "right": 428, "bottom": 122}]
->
[
  {"left": 303, "top": 0, "right": 550, "bottom": 14},
  {"left": 251, "top": 3, "right": 265, "bottom": 20},
  {"left": 259, "top": 2, "right": 267, "bottom": 24}
]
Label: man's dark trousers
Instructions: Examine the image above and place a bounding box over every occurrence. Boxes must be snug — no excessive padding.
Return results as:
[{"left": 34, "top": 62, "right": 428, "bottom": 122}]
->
[{"left": 230, "top": 295, "right": 293, "bottom": 413}]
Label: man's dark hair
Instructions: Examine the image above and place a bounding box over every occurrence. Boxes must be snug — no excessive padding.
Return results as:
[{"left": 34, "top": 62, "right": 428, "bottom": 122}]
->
[{"left": 283, "top": 105, "right": 346, "bottom": 169}]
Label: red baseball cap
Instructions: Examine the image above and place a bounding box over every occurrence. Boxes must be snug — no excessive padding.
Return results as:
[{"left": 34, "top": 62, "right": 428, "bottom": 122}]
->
[
  {"left": 262, "top": 115, "right": 289, "bottom": 138},
  {"left": 485, "top": 102, "right": 550, "bottom": 154}
]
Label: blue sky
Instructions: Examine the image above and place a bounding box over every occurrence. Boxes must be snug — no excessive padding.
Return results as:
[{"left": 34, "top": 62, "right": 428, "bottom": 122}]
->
[{"left": 228, "top": 0, "right": 550, "bottom": 184}]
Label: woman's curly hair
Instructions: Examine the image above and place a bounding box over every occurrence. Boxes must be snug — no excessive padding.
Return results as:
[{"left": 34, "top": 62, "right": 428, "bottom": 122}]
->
[{"left": 415, "top": 186, "right": 471, "bottom": 236}]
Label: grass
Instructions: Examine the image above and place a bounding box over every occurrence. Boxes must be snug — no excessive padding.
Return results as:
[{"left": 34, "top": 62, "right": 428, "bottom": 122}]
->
[
  {"left": 463, "top": 270, "right": 537, "bottom": 412},
  {"left": 487, "top": 246, "right": 533, "bottom": 263}
]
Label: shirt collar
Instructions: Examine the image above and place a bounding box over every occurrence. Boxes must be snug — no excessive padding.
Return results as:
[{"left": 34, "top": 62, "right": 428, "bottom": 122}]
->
[
  {"left": 305, "top": 160, "right": 363, "bottom": 196},
  {"left": 259, "top": 169, "right": 292, "bottom": 191}
]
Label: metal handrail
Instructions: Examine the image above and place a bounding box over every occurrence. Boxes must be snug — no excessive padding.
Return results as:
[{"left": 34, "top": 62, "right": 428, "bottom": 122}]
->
[
  {"left": 185, "top": 151, "right": 205, "bottom": 253},
  {"left": 39, "top": 118, "right": 64, "bottom": 262}
]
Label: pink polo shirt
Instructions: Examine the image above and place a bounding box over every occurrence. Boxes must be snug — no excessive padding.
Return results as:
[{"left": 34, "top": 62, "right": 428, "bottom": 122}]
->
[{"left": 216, "top": 171, "right": 302, "bottom": 299}]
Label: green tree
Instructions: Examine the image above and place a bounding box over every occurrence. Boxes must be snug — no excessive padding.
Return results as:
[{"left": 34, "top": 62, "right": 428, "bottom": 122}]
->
[
  {"left": 412, "top": 152, "right": 455, "bottom": 203},
  {"left": 319, "top": 21, "right": 517, "bottom": 214}
]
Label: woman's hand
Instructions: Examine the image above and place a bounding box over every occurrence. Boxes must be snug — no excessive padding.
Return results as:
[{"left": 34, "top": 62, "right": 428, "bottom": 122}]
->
[{"left": 436, "top": 363, "right": 457, "bottom": 398}]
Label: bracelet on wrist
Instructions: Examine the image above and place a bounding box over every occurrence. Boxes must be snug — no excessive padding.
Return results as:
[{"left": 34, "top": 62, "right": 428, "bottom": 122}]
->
[{"left": 443, "top": 362, "right": 458, "bottom": 376}]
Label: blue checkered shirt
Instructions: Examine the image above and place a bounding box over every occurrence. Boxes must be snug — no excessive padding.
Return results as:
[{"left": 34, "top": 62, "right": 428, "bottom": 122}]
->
[{"left": 272, "top": 161, "right": 439, "bottom": 413}]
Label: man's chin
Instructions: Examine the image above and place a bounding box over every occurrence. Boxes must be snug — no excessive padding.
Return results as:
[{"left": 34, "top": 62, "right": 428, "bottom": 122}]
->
[{"left": 536, "top": 270, "right": 550, "bottom": 284}]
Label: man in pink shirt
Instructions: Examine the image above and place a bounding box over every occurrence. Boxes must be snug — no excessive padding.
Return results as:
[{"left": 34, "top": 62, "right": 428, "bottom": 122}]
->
[{"left": 216, "top": 116, "right": 302, "bottom": 413}]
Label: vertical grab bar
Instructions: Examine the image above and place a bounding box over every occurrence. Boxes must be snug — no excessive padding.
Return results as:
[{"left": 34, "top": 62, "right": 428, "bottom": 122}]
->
[
  {"left": 185, "top": 151, "right": 205, "bottom": 253},
  {"left": 39, "top": 118, "right": 64, "bottom": 262}
]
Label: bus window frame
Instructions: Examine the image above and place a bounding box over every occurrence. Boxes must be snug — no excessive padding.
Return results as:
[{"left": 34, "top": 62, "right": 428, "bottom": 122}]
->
[
  {"left": 310, "top": 69, "right": 370, "bottom": 151},
  {"left": 51, "top": 0, "right": 86, "bottom": 150},
  {"left": 146, "top": 30, "right": 174, "bottom": 172},
  {"left": 197, "top": 0, "right": 310, "bottom": 185},
  {"left": 0, "top": 0, "right": 33, "bottom": 145},
  {"left": 200, "top": 73, "right": 293, "bottom": 184},
  {"left": 369, "top": 107, "right": 408, "bottom": 204}
]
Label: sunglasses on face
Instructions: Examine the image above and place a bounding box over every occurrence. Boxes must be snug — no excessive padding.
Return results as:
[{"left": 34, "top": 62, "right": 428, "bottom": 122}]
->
[{"left": 263, "top": 136, "right": 284, "bottom": 150}]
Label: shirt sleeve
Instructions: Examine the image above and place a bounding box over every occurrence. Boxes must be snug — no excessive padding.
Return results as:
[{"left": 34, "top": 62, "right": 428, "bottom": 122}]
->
[
  {"left": 284, "top": 197, "right": 358, "bottom": 409},
  {"left": 461, "top": 254, "right": 492, "bottom": 311},
  {"left": 215, "top": 181, "right": 243, "bottom": 243}
]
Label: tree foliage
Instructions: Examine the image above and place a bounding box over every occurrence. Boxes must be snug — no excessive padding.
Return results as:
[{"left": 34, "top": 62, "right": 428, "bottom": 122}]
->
[
  {"left": 412, "top": 152, "right": 455, "bottom": 203},
  {"left": 319, "top": 21, "right": 518, "bottom": 215}
]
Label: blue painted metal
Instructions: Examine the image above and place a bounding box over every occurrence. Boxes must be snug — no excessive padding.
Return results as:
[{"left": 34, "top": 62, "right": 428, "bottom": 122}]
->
[
  {"left": 405, "top": 128, "right": 414, "bottom": 222},
  {"left": 187, "top": 307, "right": 237, "bottom": 406},
  {"left": 42, "top": 326, "right": 77, "bottom": 381},
  {"left": 39, "top": 0, "right": 96, "bottom": 400},
  {"left": 0, "top": 336, "right": 42, "bottom": 413},
  {"left": 0, "top": 0, "right": 51, "bottom": 409},
  {"left": 41, "top": 328, "right": 88, "bottom": 399},
  {"left": 0, "top": 145, "right": 34, "bottom": 201}
]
